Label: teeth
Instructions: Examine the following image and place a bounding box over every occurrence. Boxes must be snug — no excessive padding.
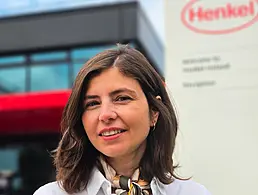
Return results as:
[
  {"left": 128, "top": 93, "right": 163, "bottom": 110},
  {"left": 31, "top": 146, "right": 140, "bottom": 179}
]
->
[{"left": 101, "top": 130, "right": 122, "bottom": 136}]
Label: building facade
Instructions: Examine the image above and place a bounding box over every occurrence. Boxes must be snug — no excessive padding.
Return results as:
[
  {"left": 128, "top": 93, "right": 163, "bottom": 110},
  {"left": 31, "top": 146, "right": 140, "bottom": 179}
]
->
[{"left": 0, "top": 1, "right": 164, "bottom": 194}]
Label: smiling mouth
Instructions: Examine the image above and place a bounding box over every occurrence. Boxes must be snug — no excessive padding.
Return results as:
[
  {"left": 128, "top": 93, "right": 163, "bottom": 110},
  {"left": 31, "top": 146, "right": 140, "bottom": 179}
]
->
[{"left": 100, "top": 129, "right": 126, "bottom": 137}]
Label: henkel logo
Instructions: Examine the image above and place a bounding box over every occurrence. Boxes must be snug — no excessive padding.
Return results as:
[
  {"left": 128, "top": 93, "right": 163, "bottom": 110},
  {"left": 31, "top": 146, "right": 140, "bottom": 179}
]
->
[{"left": 181, "top": 0, "right": 258, "bottom": 34}]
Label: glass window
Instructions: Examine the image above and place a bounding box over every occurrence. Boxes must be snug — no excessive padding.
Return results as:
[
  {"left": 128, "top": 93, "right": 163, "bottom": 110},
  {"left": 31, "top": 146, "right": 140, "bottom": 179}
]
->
[
  {"left": 0, "top": 67, "right": 26, "bottom": 94},
  {"left": 71, "top": 43, "right": 135, "bottom": 62},
  {"left": 71, "top": 45, "right": 116, "bottom": 62},
  {"left": 0, "top": 56, "right": 26, "bottom": 66},
  {"left": 30, "top": 64, "right": 68, "bottom": 92},
  {"left": 0, "top": 144, "right": 56, "bottom": 194},
  {"left": 73, "top": 62, "right": 85, "bottom": 80},
  {"left": 71, "top": 45, "right": 118, "bottom": 81},
  {"left": 0, "top": 148, "right": 19, "bottom": 173},
  {"left": 0, "top": 148, "right": 20, "bottom": 193},
  {"left": 30, "top": 51, "right": 67, "bottom": 62}
]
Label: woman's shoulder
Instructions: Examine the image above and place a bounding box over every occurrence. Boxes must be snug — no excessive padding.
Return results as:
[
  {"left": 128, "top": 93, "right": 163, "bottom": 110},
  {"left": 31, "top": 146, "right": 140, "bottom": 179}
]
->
[
  {"left": 165, "top": 179, "right": 211, "bottom": 195},
  {"left": 33, "top": 181, "right": 68, "bottom": 195}
]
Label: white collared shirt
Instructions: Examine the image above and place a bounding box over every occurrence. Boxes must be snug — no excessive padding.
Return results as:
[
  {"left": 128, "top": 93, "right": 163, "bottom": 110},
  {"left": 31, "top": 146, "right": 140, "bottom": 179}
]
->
[{"left": 33, "top": 167, "right": 211, "bottom": 195}]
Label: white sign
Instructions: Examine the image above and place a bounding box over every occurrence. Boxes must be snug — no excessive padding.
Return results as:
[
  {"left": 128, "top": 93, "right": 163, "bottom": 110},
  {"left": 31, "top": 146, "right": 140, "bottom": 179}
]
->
[
  {"left": 182, "top": 0, "right": 258, "bottom": 34},
  {"left": 165, "top": 0, "right": 258, "bottom": 195}
]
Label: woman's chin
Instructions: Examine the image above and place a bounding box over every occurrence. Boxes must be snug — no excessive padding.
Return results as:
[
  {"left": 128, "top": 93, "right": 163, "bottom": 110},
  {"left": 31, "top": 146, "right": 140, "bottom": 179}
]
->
[{"left": 100, "top": 148, "right": 128, "bottom": 159}]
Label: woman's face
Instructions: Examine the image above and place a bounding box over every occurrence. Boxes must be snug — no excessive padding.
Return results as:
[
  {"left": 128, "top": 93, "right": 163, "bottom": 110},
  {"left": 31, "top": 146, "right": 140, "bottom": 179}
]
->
[{"left": 82, "top": 67, "right": 156, "bottom": 158}]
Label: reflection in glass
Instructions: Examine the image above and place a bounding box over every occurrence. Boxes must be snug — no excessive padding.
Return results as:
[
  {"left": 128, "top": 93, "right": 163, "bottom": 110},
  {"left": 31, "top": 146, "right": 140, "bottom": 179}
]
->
[
  {"left": 30, "top": 64, "right": 68, "bottom": 91},
  {"left": 71, "top": 45, "right": 117, "bottom": 81},
  {"left": 71, "top": 44, "right": 135, "bottom": 81},
  {"left": 0, "top": 67, "right": 26, "bottom": 93},
  {"left": 0, "top": 145, "right": 56, "bottom": 195},
  {"left": 72, "top": 62, "right": 86, "bottom": 80},
  {"left": 71, "top": 45, "right": 115, "bottom": 61},
  {"left": 0, "top": 56, "right": 26, "bottom": 66},
  {"left": 30, "top": 51, "right": 67, "bottom": 62},
  {"left": 0, "top": 148, "right": 19, "bottom": 173},
  {"left": 0, "top": 44, "right": 137, "bottom": 94},
  {"left": 0, "top": 148, "right": 20, "bottom": 195}
]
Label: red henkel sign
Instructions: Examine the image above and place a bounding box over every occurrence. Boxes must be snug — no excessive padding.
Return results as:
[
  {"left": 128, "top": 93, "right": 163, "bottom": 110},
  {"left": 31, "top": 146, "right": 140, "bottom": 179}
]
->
[{"left": 181, "top": 0, "right": 258, "bottom": 34}]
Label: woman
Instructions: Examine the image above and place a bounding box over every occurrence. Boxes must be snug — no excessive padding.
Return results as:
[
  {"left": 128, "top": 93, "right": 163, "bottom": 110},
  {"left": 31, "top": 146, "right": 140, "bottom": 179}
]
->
[{"left": 34, "top": 44, "right": 211, "bottom": 195}]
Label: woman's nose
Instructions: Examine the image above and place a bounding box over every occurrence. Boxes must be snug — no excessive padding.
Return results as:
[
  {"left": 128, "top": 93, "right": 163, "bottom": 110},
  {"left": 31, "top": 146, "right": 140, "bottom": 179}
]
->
[{"left": 98, "top": 103, "right": 117, "bottom": 123}]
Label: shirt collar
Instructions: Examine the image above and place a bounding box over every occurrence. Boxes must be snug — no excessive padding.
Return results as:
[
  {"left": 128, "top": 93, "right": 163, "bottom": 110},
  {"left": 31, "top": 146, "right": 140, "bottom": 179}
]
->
[
  {"left": 86, "top": 167, "right": 110, "bottom": 195},
  {"left": 86, "top": 167, "right": 167, "bottom": 195},
  {"left": 151, "top": 177, "right": 168, "bottom": 195}
]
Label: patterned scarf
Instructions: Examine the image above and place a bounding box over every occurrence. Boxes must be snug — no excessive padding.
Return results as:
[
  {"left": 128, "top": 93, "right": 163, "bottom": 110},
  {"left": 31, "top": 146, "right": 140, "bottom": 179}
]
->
[{"left": 99, "top": 156, "right": 152, "bottom": 195}]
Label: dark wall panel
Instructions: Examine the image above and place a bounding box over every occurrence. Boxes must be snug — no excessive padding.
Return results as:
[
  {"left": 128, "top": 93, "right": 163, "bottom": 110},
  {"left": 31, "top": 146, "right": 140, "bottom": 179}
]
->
[
  {"left": 121, "top": 6, "right": 137, "bottom": 40},
  {"left": 0, "top": 3, "right": 137, "bottom": 53}
]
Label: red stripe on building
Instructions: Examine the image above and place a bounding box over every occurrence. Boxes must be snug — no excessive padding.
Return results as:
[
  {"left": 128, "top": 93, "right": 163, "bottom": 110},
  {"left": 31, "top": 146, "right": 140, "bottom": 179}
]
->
[{"left": 0, "top": 90, "right": 71, "bottom": 135}]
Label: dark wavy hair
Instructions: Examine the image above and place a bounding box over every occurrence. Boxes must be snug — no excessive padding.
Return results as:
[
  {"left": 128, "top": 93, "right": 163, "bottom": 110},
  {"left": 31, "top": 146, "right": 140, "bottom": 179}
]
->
[{"left": 54, "top": 44, "right": 179, "bottom": 193}]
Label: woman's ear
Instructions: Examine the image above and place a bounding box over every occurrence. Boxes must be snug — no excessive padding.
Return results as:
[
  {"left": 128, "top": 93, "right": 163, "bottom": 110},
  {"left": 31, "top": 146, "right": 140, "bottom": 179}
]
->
[
  {"left": 150, "top": 110, "right": 160, "bottom": 126},
  {"left": 150, "top": 95, "right": 162, "bottom": 126}
]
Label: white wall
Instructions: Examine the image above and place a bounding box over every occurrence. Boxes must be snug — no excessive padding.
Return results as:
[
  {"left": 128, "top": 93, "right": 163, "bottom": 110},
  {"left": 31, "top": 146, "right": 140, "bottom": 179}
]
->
[{"left": 165, "top": 0, "right": 258, "bottom": 195}]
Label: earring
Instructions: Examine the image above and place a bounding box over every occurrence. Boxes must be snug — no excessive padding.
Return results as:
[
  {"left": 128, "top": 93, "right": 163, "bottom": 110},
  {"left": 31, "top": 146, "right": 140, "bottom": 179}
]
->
[
  {"left": 151, "top": 123, "right": 156, "bottom": 132},
  {"left": 156, "top": 95, "right": 161, "bottom": 101}
]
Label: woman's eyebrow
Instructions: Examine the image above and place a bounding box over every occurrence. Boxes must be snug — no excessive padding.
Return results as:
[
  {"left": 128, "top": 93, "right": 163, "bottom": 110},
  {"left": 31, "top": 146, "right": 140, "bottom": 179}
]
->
[
  {"left": 84, "top": 95, "right": 99, "bottom": 100},
  {"left": 109, "top": 88, "right": 137, "bottom": 96},
  {"left": 84, "top": 88, "right": 137, "bottom": 100}
]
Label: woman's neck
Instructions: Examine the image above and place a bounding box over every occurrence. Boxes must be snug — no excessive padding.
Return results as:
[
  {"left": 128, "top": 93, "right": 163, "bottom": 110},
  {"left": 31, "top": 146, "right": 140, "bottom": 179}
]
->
[{"left": 106, "top": 141, "right": 146, "bottom": 177}]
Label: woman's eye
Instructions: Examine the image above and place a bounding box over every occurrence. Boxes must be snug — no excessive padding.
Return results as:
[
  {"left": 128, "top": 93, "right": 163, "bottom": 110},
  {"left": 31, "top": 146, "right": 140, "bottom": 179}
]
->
[
  {"left": 116, "top": 96, "right": 132, "bottom": 102},
  {"left": 85, "top": 101, "right": 99, "bottom": 109}
]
